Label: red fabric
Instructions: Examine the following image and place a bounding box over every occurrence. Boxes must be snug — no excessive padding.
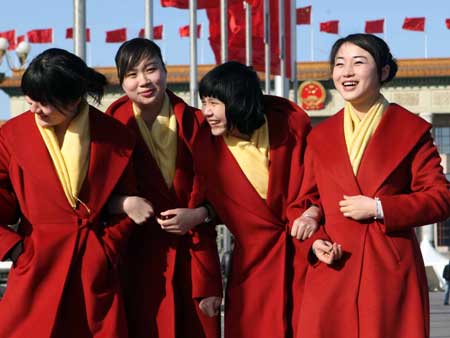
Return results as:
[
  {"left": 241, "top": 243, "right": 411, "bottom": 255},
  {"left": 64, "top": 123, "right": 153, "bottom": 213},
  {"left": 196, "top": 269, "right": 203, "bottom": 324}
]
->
[
  {"left": 0, "top": 30, "right": 16, "bottom": 50},
  {"left": 106, "top": 28, "right": 127, "bottom": 43},
  {"left": 296, "top": 6, "right": 311, "bottom": 25},
  {"left": 297, "top": 104, "right": 450, "bottom": 338},
  {"left": 106, "top": 90, "right": 222, "bottom": 338},
  {"left": 179, "top": 24, "right": 201, "bottom": 38},
  {"left": 365, "top": 19, "right": 384, "bottom": 33},
  {"left": 319, "top": 20, "right": 339, "bottom": 34},
  {"left": 192, "top": 96, "right": 313, "bottom": 338},
  {"left": 206, "top": 0, "right": 292, "bottom": 77},
  {"left": 403, "top": 17, "right": 425, "bottom": 31},
  {"left": 27, "top": 29, "right": 53, "bottom": 43},
  {"left": 0, "top": 106, "right": 137, "bottom": 338},
  {"left": 65, "top": 28, "right": 91, "bottom": 42},
  {"left": 138, "top": 25, "right": 163, "bottom": 39},
  {"left": 161, "top": 0, "right": 242, "bottom": 9},
  {"left": 445, "top": 18, "right": 450, "bottom": 29}
]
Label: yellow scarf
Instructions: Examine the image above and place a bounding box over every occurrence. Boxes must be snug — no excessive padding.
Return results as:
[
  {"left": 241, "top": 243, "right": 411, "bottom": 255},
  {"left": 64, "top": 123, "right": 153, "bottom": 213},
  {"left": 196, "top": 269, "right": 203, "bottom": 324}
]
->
[
  {"left": 36, "top": 101, "right": 90, "bottom": 208},
  {"left": 133, "top": 93, "right": 177, "bottom": 187},
  {"left": 344, "top": 95, "right": 389, "bottom": 174},
  {"left": 224, "top": 116, "right": 270, "bottom": 199}
]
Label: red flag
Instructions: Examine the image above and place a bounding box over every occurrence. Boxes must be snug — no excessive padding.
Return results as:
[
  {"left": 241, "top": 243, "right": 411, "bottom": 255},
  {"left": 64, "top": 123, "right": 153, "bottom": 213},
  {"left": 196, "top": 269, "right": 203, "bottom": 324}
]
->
[
  {"left": 138, "top": 25, "right": 164, "bottom": 40},
  {"left": 161, "top": 0, "right": 242, "bottom": 9},
  {"left": 365, "top": 19, "right": 384, "bottom": 34},
  {"left": 179, "top": 24, "right": 201, "bottom": 38},
  {"left": 66, "top": 28, "right": 91, "bottom": 42},
  {"left": 296, "top": 6, "right": 311, "bottom": 25},
  {"left": 106, "top": 28, "right": 127, "bottom": 43},
  {"left": 402, "top": 17, "right": 425, "bottom": 31},
  {"left": 27, "top": 29, "right": 53, "bottom": 43},
  {"left": 320, "top": 20, "right": 339, "bottom": 34},
  {"left": 445, "top": 18, "right": 450, "bottom": 29},
  {"left": 206, "top": 0, "right": 292, "bottom": 77},
  {"left": 0, "top": 30, "right": 16, "bottom": 50}
]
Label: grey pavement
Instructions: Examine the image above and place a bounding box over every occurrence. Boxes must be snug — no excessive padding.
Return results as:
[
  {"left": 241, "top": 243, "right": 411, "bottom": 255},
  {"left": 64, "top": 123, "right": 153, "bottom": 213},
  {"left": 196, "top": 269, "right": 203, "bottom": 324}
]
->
[{"left": 430, "top": 292, "right": 450, "bottom": 338}]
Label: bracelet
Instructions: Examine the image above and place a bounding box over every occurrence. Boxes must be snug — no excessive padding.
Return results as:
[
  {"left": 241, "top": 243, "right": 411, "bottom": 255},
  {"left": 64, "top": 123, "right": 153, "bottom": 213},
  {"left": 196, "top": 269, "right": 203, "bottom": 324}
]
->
[{"left": 374, "top": 197, "right": 380, "bottom": 220}]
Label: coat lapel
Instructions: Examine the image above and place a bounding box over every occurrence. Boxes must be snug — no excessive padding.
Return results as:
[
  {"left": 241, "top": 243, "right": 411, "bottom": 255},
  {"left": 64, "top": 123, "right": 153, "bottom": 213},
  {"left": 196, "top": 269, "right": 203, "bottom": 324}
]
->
[
  {"left": 78, "top": 108, "right": 134, "bottom": 217},
  {"left": 205, "top": 134, "right": 281, "bottom": 225},
  {"left": 356, "top": 104, "right": 430, "bottom": 197},
  {"left": 11, "top": 112, "right": 75, "bottom": 212},
  {"left": 312, "top": 111, "right": 362, "bottom": 195}
]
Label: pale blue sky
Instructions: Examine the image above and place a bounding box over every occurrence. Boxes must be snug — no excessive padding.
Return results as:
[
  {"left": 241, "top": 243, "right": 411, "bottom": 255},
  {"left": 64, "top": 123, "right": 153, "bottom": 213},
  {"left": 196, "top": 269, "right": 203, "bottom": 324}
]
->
[{"left": 1, "top": 0, "right": 449, "bottom": 117}]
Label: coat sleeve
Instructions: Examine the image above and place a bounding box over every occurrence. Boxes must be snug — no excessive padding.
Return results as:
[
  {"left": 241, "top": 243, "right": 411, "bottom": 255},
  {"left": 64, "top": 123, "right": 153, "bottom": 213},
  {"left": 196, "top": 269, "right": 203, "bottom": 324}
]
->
[
  {"left": 0, "top": 129, "right": 22, "bottom": 261},
  {"left": 99, "top": 157, "right": 138, "bottom": 267},
  {"left": 188, "top": 221, "right": 223, "bottom": 299},
  {"left": 380, "top": 132, "right": 450, "bottom": 232}
]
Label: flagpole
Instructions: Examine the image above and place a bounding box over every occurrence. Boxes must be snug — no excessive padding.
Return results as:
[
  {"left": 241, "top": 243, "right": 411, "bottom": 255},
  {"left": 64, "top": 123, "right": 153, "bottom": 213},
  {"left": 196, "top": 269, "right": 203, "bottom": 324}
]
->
[
  {"left": 189, "top": 0, "right": 198, "bottom": 107},
  {"left": 424, "top": 32, "right": 428, "bottom": 58},
  {"left": 291, "top": 0, "right": 297, "bottom": 103},
  {"left": 384, "top": 17, "right": 387, "bottom": 43},
  {"left": 145, "top": 0, "right": 154, "bottom": 39},
  {"left": 220, "top": 0, "right": 228, "bottom": 63},
  {"left": 264, "top": 0, "right": 270, "bottom": 94},
  {"left": 310, "top": 16, "right": 314, "bottom": 61},
  {"left": 73, "top": 0, "right": 86, "bottom": 61},
  {"left": 277, "top": 0, "right": 286, "bottom": 98},
  {"left": 245, "top": 1, "right": 252, "bottom": 66}
]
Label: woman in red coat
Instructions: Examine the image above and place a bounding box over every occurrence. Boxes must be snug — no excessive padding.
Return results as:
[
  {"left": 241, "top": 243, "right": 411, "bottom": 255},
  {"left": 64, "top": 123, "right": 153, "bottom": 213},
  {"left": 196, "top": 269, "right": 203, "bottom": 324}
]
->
[
  {"left": 193, "top": 61, "right": 321, "bottom": 338},
  {"left": 106, "top": 38, "right": 222, "bottom": 338},
  {"left": 0, "top": 48, "right": 137, "bottom": 337},
  {"left": 298, "top": 34, "right": 450, "bottom": 338}
]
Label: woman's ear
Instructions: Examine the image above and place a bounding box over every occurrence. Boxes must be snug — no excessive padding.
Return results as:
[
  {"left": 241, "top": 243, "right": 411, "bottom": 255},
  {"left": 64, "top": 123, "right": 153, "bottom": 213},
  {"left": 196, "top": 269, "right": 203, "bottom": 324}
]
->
[{"left": 381, "top": 64, "right": 390, "bottom": 82}]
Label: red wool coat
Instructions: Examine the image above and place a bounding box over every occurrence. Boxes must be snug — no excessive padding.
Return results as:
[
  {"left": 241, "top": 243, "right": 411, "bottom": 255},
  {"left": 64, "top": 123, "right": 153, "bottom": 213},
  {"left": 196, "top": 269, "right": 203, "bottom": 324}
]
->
[
  {"left": 191, "top": 95, "right": 314, "bottom": 338},
  {"left": 106, "top": 90, "right": 222, "bottom": 338},
  {"left": 0, "top": 107, "right": 137, "bottom": 338},
  {"left": 298, "top": 104, "right": 450, "bottom": 338}
]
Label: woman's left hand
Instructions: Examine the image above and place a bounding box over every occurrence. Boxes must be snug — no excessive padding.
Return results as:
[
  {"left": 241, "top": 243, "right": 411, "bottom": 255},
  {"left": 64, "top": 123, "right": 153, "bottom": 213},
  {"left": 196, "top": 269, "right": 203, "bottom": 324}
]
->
[
  {"left": 157, "top": 207, "right": 208, "bottom": 235},
  {"left": 199, "top": 296, "right": 222, "bottom": 317},
  {"left": 339, "top": 195, "right": 376, "bottom": 220}
]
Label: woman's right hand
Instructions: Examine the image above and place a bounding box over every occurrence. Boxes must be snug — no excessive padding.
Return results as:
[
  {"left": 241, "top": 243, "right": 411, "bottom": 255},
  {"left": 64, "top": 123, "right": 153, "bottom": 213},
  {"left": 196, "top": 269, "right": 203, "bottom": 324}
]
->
[
  {"left": 122, "top": 196, "right": 154, "bottom": 224},
  {"left": 312, "top": 239, "right": 342, "bottom": 265}
]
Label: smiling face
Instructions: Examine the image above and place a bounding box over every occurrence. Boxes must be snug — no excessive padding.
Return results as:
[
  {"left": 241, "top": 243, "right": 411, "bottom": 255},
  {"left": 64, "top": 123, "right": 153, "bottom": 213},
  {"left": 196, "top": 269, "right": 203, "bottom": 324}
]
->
[
  {"left": 332, "top": 42, "right": 388, "bottom": 113},
  {"left": 201, "top": 97, "right": 227, "bottom": 136},
  {"left": 26, "top": 95, "right": 79, "bottom": 129},
  {"left": 121, "top": 56, "right": 167, "bottom": 113}
]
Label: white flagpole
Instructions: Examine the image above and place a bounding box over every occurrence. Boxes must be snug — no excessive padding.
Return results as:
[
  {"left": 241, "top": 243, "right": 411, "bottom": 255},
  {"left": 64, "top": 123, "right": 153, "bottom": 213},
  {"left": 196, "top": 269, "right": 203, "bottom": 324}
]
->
[
  {"left": 264, "top": 0, "right": 270, "bottom": 94},
  {"left": 291, "top": 0, "right": 297, "bottom": 103},
  {"left": 245, "top": 1, "right": 252, "bottom": 66},
  {"left": 189, "top": 0, "right": 198, "bottom": 107},
  {"left": 73, "top": 0, "right": 86, "bottom": 61},
  {"left": 220, "top": 0, "right": 228, "bottom": 63},
  {"left": 424, "top": 32, "right": 428, "bottom": 58},
  {"left": 384, "top": 17, "right": 387, "bottom": 43},
  {"left": 310, "top": 15, "right": 314, "bottom": 61},
  {"left": 277, "top": 0, "right": 286, "bottom": 98},
  {"left": 145, "top": 0, "right": 154, "bottom": 39}
]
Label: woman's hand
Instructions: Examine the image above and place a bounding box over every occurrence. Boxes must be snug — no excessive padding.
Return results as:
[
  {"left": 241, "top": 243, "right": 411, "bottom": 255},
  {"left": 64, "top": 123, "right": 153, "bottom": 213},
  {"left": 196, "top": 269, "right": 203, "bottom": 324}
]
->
[
  {"left": 199, "top": 296, "right": 222, "bottom": 317},
  {"left": 157, "top": 207, "right": 208, "bottom": 235},
  {"left": 291, "top": 206, "right": 321, "bottom": 240},
  {"left": 312, "top": 239, "right": 342, "bottom": 265},
  {"left": 122, "top": 196, "right": 154, "bottom": 224},
  {"left": 339, "top": 195, "right": 376, "bottom": 221}
]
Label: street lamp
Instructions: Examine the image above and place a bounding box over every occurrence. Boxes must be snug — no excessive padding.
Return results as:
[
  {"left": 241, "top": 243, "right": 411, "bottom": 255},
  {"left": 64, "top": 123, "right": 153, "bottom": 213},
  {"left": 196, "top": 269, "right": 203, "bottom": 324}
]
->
[{"left": 0, "top": 37, "right": 31, "bottom": 73}]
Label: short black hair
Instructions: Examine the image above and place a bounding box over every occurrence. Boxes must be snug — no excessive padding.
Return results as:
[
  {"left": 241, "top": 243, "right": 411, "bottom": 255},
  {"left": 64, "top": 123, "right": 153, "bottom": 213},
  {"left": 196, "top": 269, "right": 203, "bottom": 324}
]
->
[
  {"left": 21, "top": 48, "right": 106, "bottom": 109},
  {"left": 115, "top": 38, "right": 166, "bottom": 84},
  {"left": 199, "top": 61, "right": 264, "bottom": 135},
  {"left": 330, "top": 33, "right": 398, "bottom": 84}
]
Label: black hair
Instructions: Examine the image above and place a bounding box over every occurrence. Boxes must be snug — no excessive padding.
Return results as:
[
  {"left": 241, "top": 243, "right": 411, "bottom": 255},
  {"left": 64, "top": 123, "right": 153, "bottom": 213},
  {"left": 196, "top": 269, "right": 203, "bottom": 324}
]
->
[
  {"left": 199, "top": 61, "right": 264, "bottom": 135},
  {"left": 115, "top": 38, "right": 166, "bottom": 84},
  {"left": 329, "top": 33, "right": 398, "bottom": 84},
  {"left": 21, "top": 48, "right": 107, "bottom": 111}
]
